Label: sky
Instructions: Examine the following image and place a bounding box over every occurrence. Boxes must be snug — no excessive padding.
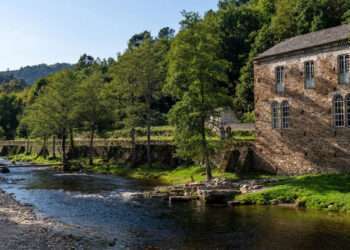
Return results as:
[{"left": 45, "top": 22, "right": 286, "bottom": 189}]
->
[{"left": 0, "top": 0, "right": 218, "bottom": 71}]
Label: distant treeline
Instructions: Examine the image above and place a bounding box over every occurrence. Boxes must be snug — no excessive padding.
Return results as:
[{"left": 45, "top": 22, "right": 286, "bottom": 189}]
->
[{"left": 0, "top": 63, "right": 72, "bottom": 85}]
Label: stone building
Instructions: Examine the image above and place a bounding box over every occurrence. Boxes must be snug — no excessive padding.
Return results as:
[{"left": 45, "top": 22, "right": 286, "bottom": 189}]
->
[{"left": 254, "top": 24, "right": 350, "bottom": 175}]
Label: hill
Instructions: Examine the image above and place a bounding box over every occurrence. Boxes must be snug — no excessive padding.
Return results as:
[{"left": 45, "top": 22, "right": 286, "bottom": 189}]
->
[{"left": 0, "top": 63, "right": 72, "bottom": 85}]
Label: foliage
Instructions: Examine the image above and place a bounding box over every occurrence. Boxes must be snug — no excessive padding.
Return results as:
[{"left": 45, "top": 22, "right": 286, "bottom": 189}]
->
[
  {"left": 165, "top": 11, "right": 231, "bottom": 180},
  {"left": 0, "top": 95, "right": 23, "bottom": 139},
  {"left": 84, "top": 163, "right": 239, "bottom": 185},
  {"left": 236, "top": 174, "right": 350, "bottom": 213},
  {"left": 0, "top": 79, "right": 26, "bottom": 94},
  {"left": 73, "top": 65, "right": 114, "bottom": 164},
  {"left": 8, "top": 0, "right": 350, "bottom": 173},
  {"left": 241, "top": 111, "right": 255, "bottom": 123}
]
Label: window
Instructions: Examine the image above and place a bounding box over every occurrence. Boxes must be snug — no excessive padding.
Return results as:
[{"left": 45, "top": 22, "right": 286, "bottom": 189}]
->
[
  {"left": 275, "top": 66, "right": 285, "bottom": 93},
  {"left": 272, "top": 102, "right": 279, "bottom": 129},
  {"left": 304, "top": 61, "right": 315, "bottom": 88},
  {"left": 281, "top": 101, "right": 289, "bottom": 129},
  {"left": 346, "top": 95, "right": 350, "bottom": 127},
  {"left": 338, "top": 55, "right": 350, "bottom": 84},
  {"left": 333, "top": 95, "right": 345, "bottom": 128}
]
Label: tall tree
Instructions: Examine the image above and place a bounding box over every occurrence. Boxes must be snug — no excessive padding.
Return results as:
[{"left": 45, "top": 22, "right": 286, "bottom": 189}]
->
[
  {"left": 74, "top": 67, "right": 114, "bottom": 165},
  {"left": 109, "top": 50, "right": 146, "bottom": 167},
  {"left": 165, "top": 12, "right": 231, "bottom": 181},
  {"left": 110, "top": 36, "right": 167, "bottom": 167},
  {"left": 0, "top": 95, "right": 23, "bottom": 139},
  {"left": 22, "top": 70, "right": 77, "bottom": 170}
]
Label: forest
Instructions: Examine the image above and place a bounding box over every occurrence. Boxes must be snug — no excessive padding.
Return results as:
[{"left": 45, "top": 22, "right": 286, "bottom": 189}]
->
[{"left": 1, "top": 0, "right": 350, "bottom": 179}]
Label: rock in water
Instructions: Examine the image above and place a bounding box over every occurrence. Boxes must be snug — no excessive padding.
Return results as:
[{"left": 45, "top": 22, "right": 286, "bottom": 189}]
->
[{"left": 0, "top": 167, "right": 10, "bottom": 174}]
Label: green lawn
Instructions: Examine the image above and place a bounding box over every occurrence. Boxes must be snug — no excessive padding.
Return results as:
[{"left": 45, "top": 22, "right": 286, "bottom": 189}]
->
[{"left": 236, "top": 174, "right": 350, "bottom": 213}]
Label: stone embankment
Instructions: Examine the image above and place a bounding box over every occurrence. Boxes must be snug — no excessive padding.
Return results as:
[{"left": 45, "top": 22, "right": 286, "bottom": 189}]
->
[{"left": 145, "top": 178, "right": 279, "bottom": 205}]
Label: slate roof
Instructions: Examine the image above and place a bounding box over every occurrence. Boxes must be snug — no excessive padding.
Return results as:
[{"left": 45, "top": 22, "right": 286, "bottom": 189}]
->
[{"left": 256, "top": 24, "right": 350, "bottom": 60}]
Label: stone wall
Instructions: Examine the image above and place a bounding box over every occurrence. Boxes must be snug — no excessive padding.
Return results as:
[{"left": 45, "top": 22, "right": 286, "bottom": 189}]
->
[
  {"left": 254, "top": 44, "right": 350, "bottom": 174},
  {"left": 0, "top": 140, "right": 182, "bottom": 168},
  {"left": 0, "top": 139, "right": 256, "bottom": 172}
]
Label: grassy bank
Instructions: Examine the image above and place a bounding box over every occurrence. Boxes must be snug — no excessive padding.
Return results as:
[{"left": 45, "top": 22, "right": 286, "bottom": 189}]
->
[
  {"left": 236, "top": 174, "right": 350, "bottom": 213},
  {"left": 84, "top": 163, "right": 240, "bottom": 185},
  {"left": 8, "top": 154, "right": 61, "bottom": 165}
]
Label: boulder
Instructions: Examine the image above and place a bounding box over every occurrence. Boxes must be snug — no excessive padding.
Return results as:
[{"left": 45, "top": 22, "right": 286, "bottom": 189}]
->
[
  {"left": 169, "top": 196, "right": 194, "bottom": 203},
  {"left": 198, "top": 189, "right": 240, "bottom": 204},
  {"left": 0, "top": 166, "right": 10, "bottom": 174},
  {"left": 227, "top": 200, "right": 242, "bottom": 207}
]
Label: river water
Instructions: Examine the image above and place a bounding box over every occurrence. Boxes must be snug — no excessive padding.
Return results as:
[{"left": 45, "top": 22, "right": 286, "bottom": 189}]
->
[{"left": 1, "top": 164, "right": 350, "bottom": 249}]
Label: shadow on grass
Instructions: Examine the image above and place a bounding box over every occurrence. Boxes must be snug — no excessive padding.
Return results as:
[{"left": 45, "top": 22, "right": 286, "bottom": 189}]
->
[{"left": 275, "top": 174, "right": 350, "bottom": 194}]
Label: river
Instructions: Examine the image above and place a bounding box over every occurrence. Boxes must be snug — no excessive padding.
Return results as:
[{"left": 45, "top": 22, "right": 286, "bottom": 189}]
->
[{"left": 1, "top": 164, "right": 350, "bottom": 249}]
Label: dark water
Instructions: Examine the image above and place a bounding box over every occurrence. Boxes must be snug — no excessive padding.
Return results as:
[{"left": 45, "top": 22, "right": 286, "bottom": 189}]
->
[{"left": 1, "top": 164, "right": 350, "bottom": 249}]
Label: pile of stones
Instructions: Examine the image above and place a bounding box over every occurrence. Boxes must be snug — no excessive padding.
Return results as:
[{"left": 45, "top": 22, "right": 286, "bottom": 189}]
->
[{"left": 145, "top": 178, "right": 279, "bottom": 206}]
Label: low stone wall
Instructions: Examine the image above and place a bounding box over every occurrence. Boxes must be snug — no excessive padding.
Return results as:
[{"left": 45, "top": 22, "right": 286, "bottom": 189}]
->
[{"left": 0, "top": 139, "right": 257, "bottom": 172}]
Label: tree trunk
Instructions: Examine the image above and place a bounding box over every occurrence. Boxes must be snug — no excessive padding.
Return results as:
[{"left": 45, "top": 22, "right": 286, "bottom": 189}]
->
[
  {"left": 130, "top": 128, "right": 136, "bottom": 167},
  {"left": 26, "top": 137, "right": 30, "bottom": 155},
  {"left": 146, "top": 123, "right": 152, "bottom": 168},
  {"left": 62, "top": 130, "right": 68, "bottom": 171},
  {"left": 52, "top": 135, "right": 56, "bottom": 158},
  {"left": 89, "top": 127, "right": 95, "bottom": 166},
  {"left": 41, "top": 136, "right": 49, "bottom": 159},
  {"left": 69, "top": 128, "right": 75, "bottom": 154},
  {"left": 201, "top": 117, "right": 212, "bottom": 182}
]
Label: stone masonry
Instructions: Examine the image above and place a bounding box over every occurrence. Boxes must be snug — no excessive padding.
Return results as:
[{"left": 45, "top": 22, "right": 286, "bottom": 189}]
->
[{"left": 254, "top": 25, "right": 350, "bottom": 175}]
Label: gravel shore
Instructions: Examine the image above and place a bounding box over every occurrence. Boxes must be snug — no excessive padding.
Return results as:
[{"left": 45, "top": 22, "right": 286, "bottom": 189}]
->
[{"left": 0, "top": 189, "right": 112, "bottom": 250}]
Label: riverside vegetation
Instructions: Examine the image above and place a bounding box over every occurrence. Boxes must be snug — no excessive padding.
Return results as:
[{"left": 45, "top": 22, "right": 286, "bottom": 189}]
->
[
  {"left": 8, "top": 152, "right": 350, "bottom": 213},
  {"left": 1, "top": 0, "right": 350, "bottom": 213}
]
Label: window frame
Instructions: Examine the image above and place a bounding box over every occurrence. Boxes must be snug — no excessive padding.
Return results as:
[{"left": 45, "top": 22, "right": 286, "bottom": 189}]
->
[
  {"left": 271, "top": 102, "right": 279, "bottom": 129},
  {"left": 304, "top": 61, "right": 315, "bottom": 89},
  {"left": 338, "top": 54, "right": 350, "bottom": 85},
  {"left": 281, "top": 101, "right": 290, "bottom": 129},
  {"left": 333, "top": 95, "right": 345, "bottom": 128},
  {"left": 346, "top": 94, "right": 350, "bottom": 128},
  {"left": 275, "top": 66, "right": 285, "bottom": 94}
]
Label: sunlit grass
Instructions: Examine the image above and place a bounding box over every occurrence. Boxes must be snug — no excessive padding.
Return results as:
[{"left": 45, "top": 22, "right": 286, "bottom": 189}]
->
[
  {"left": 236, "top": 174, "right": 350, "bottom": 213},
  {"left": 8, "top": 153, "right": 61, "bottom": 165}
]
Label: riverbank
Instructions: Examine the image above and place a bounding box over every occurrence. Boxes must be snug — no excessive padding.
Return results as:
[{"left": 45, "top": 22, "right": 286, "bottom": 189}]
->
[
  {"left": 7, "top": 154, "right": 244, "bottom": 184},
  {"left": 8, "top": 154, "right": 350, "bottom": 214},
  {"left": 235, "top": 174, "right": 350, "bottom": 213},
  {"left": 0, "top": 187, "right": 112, "bottom": 249},
  {"left": 8, "top": 154, "right": 61, "bottom": 165}
]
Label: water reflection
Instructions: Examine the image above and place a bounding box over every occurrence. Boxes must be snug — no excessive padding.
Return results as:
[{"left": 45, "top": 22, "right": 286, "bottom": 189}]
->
[{"left": 1, "top": 167, "right": 350, "bottom": 249}]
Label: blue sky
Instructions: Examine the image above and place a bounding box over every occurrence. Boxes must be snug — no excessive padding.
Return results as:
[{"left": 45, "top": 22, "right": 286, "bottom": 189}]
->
[{"left": 0, "top": 0, "right": 218, "bottom": 71}]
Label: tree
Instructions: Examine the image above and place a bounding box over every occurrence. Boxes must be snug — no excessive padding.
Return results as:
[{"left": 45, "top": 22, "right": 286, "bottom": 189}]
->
[
  {"left": 134, "top": 40, "right": 167, "bottom": 167},
  {"left": 22, "top": 70, "right": 77, "bottom": 170},
  {"left": 165, "top": 12, "right": 231, "bottom": 181},
  {"left": 110, "top": 30, "right": 169, "bottom": 167},
  {"left": 128, "top": 31, "right": 152, "bottom": 49},
  {"left": 0, "top": 95, "right": 23, "bottom": 139},
  {"left": 109, "top": 50, "right": 146, "bottom": 167},
  {"left": 74, "top": 67, "right": 114, "bottom": 165},
  {"left": 158, "top": 27, "right": 175, "bottom": 40}
]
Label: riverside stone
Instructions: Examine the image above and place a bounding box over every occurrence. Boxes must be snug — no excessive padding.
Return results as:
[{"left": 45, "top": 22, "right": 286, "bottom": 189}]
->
[
  {"left": 169, "top": 196, "right": 195, "bottom": 203},
  {"left": 197, "top": 189, "right": 240, "bottom": 204}
]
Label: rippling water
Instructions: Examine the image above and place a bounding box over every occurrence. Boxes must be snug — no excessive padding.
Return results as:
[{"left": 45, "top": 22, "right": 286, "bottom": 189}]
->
[{"left": 1, "top": 165, "right": 350, "bottom": 249}]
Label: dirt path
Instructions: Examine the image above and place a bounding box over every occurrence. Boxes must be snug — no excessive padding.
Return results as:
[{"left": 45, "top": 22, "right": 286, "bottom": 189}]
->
[{"left": 0, "top": 189, "right": 113, "bottom": 250}]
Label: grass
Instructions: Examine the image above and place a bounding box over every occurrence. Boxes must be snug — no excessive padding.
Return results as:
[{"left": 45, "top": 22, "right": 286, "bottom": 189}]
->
[
  {"left": 8, "top": 153, "right": 61, "bottom": 165},
  {"left": 107, "top": 126, "right": 256, "bottom": 143},
  {"left": 236, "top": 174, "right": 350, "bottom": 213},
  {"left": 82, "top": 160, "right": 275, "bottom": 185},
  {"left": 83, "top": 163, "right": 240, "bottom": 185}
]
